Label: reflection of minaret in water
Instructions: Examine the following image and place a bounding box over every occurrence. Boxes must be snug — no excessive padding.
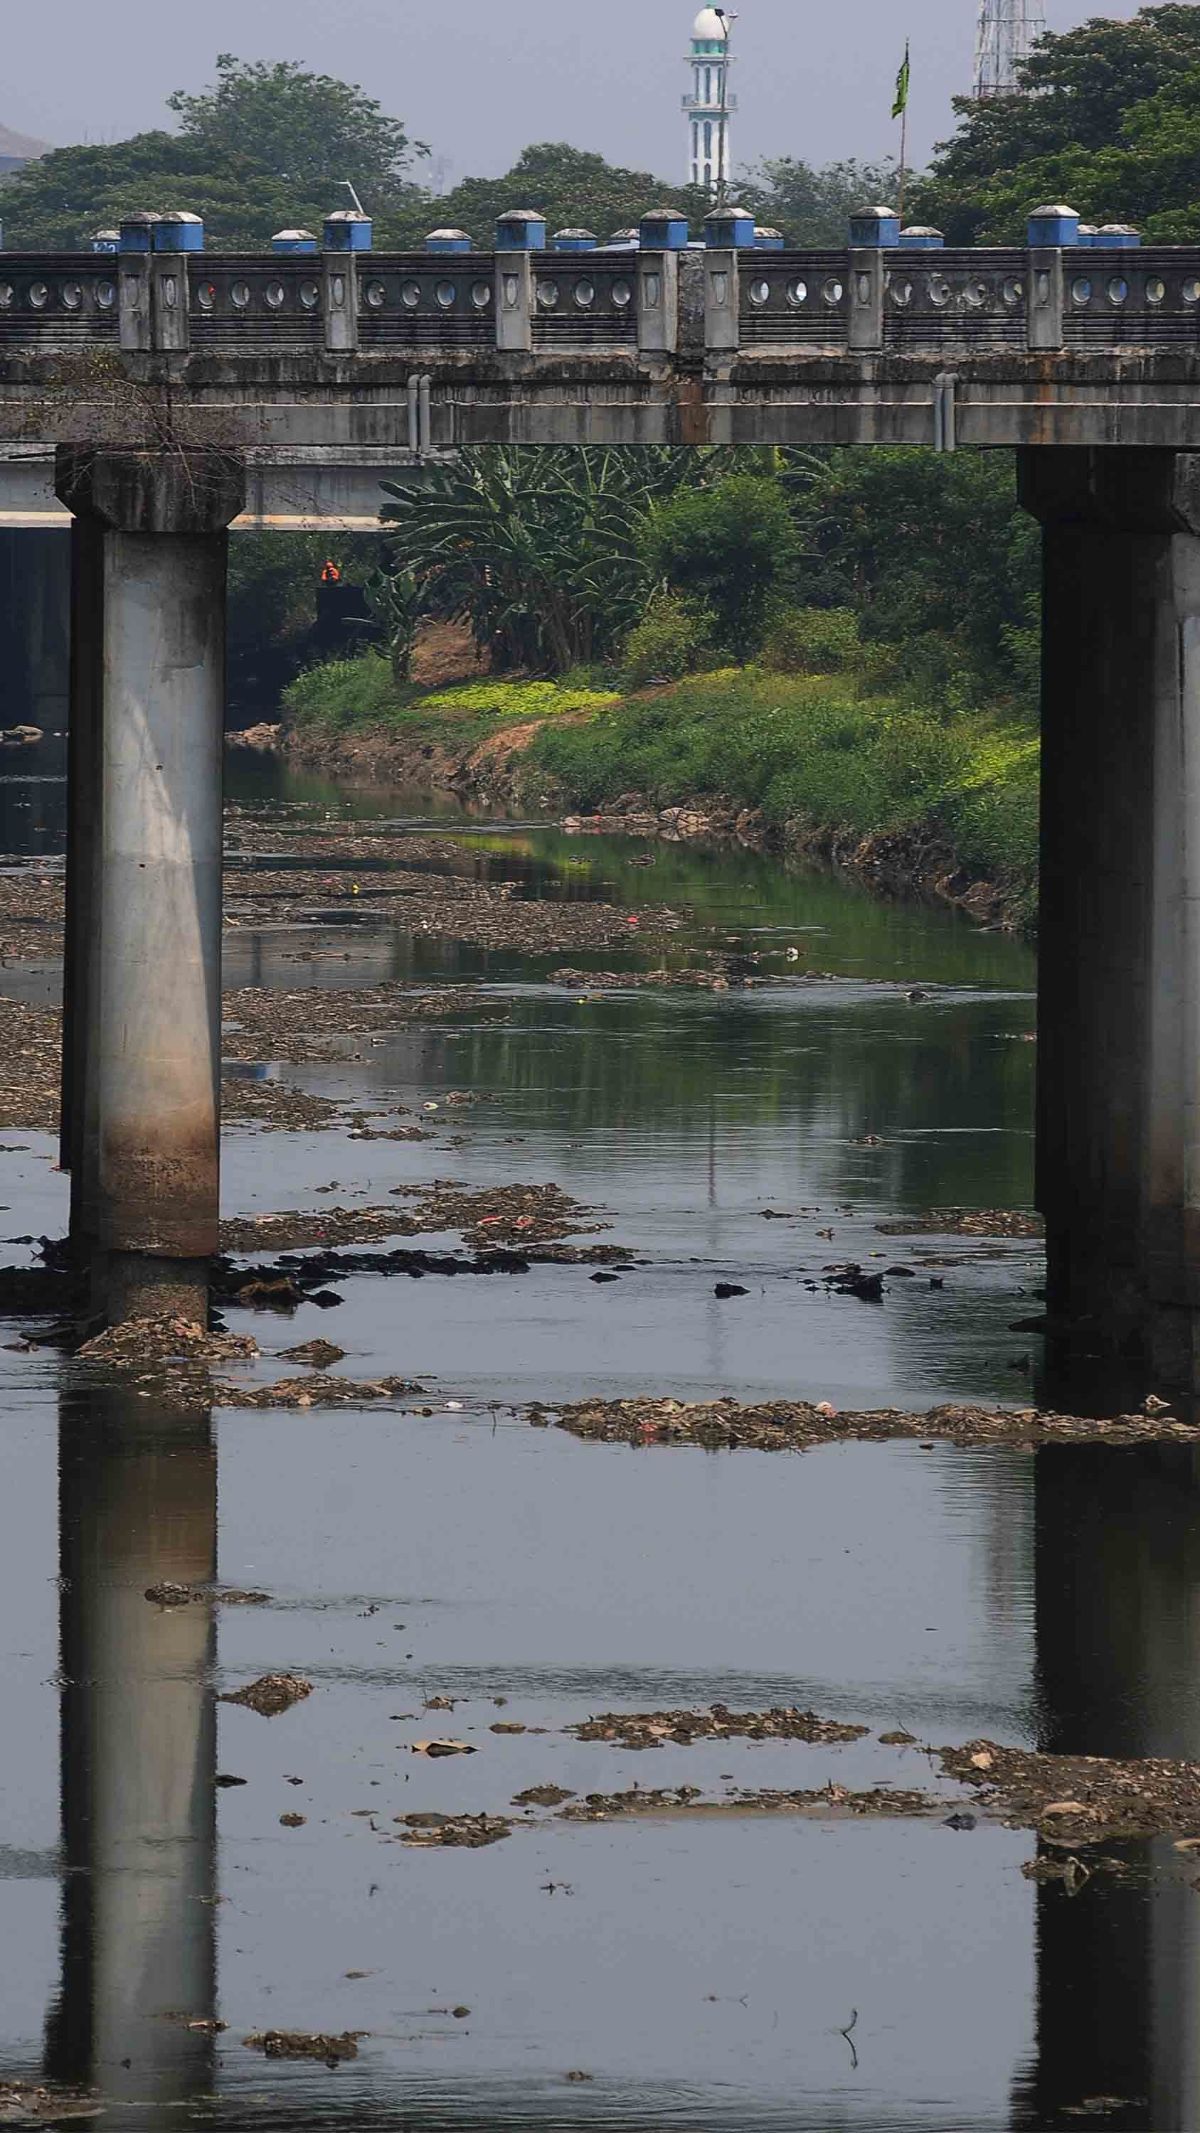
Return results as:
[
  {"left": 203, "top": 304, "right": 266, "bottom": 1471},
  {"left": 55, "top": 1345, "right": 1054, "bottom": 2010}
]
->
[
  {"left": 1014, "top": 1443, "right": 1200, "bottom": 2130},
  {"left": 46, "top": 1388, "right": 218, "bottom": 2110}
]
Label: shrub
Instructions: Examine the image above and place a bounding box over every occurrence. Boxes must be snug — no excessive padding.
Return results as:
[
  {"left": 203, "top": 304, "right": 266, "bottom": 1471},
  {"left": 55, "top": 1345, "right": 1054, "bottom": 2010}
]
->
[
  {"left": 760, "top": 608, "right": 859, "bottom": 675},
  {"left": 643, "top": 476, "right": 796, "bottom": 661},
  {"left": 283, "top": 650, "right": 399, "bottom": 733},
  {"left": 623, "top": 596, "right": 714, "bottom": 686}
]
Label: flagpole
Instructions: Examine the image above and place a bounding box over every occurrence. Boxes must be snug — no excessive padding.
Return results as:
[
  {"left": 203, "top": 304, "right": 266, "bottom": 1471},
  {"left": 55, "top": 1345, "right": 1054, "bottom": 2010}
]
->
[{"left": 893, "top": 40, "right": 910, "bottom": 228}]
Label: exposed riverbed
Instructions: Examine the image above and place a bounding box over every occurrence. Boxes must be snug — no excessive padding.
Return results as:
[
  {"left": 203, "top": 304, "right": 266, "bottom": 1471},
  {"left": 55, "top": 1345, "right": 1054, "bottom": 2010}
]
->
[{"left": 1, "top": 741, "right": 1198, "bottom": 2132}]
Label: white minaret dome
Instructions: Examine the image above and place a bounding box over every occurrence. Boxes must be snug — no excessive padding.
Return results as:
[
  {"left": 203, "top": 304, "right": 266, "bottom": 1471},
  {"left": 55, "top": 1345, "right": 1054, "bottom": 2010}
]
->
[{"left": 693, "top": 5, "right": 727, "bottom": 33}]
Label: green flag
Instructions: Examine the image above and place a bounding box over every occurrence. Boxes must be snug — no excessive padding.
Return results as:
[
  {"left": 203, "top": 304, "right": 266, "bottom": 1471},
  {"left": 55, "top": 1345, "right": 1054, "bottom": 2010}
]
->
[{"left": 892, "top": 42, "right": 910, "bottom": 119}]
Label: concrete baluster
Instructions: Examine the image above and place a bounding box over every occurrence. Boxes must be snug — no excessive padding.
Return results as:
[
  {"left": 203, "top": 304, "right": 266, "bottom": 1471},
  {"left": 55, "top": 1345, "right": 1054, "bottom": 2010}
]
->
[
  {"left": 1027, "top": 206, "right": 1077, "bottom": 353},
  {"left": 495, "top": 253, "right": 533, "bottom": 353},
  {"left": 322, "top": 253, "right": 359, "bottom": 353},
  {"left": 848, "top": 250, "right": 884, "bottom": 352},
  {"left": 704, "top": 251, "right": 739, "bottom": 354}
]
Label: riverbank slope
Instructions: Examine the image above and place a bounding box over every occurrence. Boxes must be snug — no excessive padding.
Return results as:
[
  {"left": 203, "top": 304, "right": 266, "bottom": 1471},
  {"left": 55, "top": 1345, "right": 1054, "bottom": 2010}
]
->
[{"left": 281, "top": 654, "right": 1040, "bottom": 931}]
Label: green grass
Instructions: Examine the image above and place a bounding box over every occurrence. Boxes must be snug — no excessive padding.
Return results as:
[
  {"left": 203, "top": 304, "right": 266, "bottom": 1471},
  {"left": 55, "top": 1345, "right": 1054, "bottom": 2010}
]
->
[
  {"left": 530, "top": 669, "right": 1040, "bottom": 910},
  {"left": 283, "top": 654, "right": 618, "bottom": 736},
  {"left": 282, "top": 651, "right": 1040, "bottom": 918}
]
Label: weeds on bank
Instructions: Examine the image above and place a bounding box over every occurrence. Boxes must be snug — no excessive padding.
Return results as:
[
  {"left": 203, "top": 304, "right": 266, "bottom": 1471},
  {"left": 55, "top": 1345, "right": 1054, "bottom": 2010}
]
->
[{"left": 283, "top": 651, "right": 1039, "bottom": 916}]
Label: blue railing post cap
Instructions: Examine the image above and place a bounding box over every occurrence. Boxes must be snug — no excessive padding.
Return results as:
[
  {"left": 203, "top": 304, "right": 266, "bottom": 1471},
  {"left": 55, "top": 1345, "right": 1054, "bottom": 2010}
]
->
[
  {"left": 425, "top": 227, "right": 474, "bottom": 253},
  {"left": 754, "top": 226, "right": 786, "bottom": 250},
  {"left": 272, "top": 228, "right": 319, "bottom": 253},
  {"left": 154, "top": 210, "right": 205, "bottom": 251},
  {"left": 495, "top": 209, "right": 548, "bottom": 251},
  {"left": 1076, "top": 223, "right": 1099, "bottom": 245},
  {"left": 704, "top": 203, "right": 757, "bottom": 247},
  {"left": 1027, "top": 204, "right": 1080, "bottom": 245},
  {"left": 899, "top": 224, "right": 944, "bottom": 250},
  {"left": 91, "top": 228, "right": 121, "bottom": 253},
  {"left": 639, "top": 208, "right": 690, "bottom": 249},
  {"left": 118, "top": 211, "right": 161, "bottom": 252},
  {"left": 1094, "top": 222, "right": 1141, "bottom": 248},
  {"left": 605, "top": 228, "right": 641, "bottom": 250},
  {"left": 849, "top": 206, "right": 901, "bottom": 247},
  {"left": 553, "top": 227, "right": 599, "bottom": 252},
  {"left": 323, "top": 210, "right": 374, "bottom": 251}
]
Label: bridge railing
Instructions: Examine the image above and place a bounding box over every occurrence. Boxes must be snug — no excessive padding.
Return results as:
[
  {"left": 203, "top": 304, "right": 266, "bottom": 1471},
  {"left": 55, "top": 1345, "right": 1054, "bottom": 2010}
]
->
[
  {"left": 1062, "top": 247, "right": 1200, "bottom": 348},
  {"left": 881, "top": 248, "right": 1028, "bottom": 351},
  {"left": 191, "top": 257, "right": 325, "bottom": 350},
  {"left": 737, "top": 252, "right": 850, "bottom": 347},
  {"left": 3, "top": 238, "right": 1200, "bottom": 362},
  {"left": 0, "top": 257, "right": 120, "bottom": 346}
]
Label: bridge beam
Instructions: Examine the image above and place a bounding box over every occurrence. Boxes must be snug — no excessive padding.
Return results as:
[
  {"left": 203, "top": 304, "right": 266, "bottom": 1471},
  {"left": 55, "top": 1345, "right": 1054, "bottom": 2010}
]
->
[
  {"left": 1021, "top": 446, "right": 1200, "bottom": 1387},
  {"left": 54, "top": 448, "right": 245, "bottom": 1326}
]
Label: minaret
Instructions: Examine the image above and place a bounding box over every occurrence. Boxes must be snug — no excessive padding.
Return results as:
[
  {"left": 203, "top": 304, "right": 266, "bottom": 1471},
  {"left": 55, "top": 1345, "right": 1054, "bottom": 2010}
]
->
[
  {"left": 683, "top": 7, "right": 737, "bottom": 196},
  {"left": 972, "top": 0, "right": 1045, "bottom": 96}
]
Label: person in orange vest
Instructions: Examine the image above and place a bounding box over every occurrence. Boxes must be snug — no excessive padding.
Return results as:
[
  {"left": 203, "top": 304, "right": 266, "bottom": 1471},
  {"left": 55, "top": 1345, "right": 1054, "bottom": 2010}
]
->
[{"left": 320, "top": 560, "right": 342, "bottom": 584}]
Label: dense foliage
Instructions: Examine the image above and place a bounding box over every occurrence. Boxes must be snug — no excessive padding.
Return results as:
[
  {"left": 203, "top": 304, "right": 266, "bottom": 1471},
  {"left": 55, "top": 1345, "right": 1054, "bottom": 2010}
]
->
[
  {"left": 740, "top": 158, "right": 899, "bottom": 244},
  {"left": 380, "top": 447, "right": 731, "bottom": 672},
  {"left": 388, "top": 143, "right": 709, "bottom": 250},
  {"left": 786, "top": 450, "right": 1040, "bottom": 706},
  {"left": 916, "top": 4, "right": 1200, "bottom": 242},
  {"left": 0, "top": 56, "right": 427, "bottom": 249},
  {"left": 644, "top": 475, "right": 798, "bottom": 661},
  {"left": 530, "top": 668, "right": 1038, "bottom": 908}
]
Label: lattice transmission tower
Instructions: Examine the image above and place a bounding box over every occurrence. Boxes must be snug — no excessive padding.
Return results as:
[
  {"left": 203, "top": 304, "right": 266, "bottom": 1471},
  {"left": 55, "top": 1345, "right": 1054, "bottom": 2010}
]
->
[{"left": 972, "top": 0, "right": 1045, "bottom": 97}]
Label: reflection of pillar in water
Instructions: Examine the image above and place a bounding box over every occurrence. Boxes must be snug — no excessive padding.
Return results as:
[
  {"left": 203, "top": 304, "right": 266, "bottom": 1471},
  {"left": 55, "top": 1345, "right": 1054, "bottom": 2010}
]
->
[
  {"left": 1014, "top": 1444, "right": 1200, "bottom": 2129},
  {"left": 47, "top": 1389, "right": 217, "bottom": 2107}
]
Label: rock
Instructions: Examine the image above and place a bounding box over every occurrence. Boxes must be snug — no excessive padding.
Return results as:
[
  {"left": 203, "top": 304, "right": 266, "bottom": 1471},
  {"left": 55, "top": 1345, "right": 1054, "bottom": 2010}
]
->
[
  {"left": 220, "top": 1674, "right": 313, "bottom": 1718},
  {"left": 227, "top": 723, "right": 282, "bottom": 751},
  {"left": 243, "top": 2032, "right": 362, "bottom": 2064},
  {"left": 279, "top": 1339, "right": 347, "bottom": 1369}
]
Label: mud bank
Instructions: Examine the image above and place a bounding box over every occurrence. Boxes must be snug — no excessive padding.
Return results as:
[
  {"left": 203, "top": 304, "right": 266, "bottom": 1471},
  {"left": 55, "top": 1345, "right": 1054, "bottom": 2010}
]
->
[
  {"left": 279, "top": 722, "right": 1022, "bottom": 930},
  {"left": 536, "top": 1395, "right": 1199, "bottom": 1452}
]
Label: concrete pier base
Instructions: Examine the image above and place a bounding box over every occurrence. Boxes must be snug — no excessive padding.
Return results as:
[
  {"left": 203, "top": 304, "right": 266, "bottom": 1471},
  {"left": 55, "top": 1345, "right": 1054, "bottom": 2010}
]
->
[
  {"left": 1021, "top": 447, "right": 1200, "bottom": 1388},
  {"left": 56, "top": 450, "right": 245, "bottom": 1325}
]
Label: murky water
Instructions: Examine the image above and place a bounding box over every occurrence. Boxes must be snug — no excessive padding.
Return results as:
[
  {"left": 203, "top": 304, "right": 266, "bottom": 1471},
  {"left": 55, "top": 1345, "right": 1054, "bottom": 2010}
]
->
[{"left": 2, "top": 747, "right": 1199, "bottom": 2130}]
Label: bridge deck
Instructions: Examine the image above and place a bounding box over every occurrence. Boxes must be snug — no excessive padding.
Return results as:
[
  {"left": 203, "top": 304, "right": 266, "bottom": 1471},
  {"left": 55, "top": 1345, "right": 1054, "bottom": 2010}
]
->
[{"left": 0, "top": 245, "right": 1199, "bottom": 460}]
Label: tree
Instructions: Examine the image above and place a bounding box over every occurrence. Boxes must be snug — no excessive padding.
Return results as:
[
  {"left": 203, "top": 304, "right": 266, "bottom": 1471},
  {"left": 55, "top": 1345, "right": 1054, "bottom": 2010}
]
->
[
  {"left": 0, "top": 55, "right": 426, "bottom": 250},
  {"left": 740, "top": 158, "right": 900, "bottom": 245},
  {"left": 644, "top": 475, "right": 796, "bottom": 661},
  {"left": 786, "top": 449, "right": 1039, "bottom": 704},
  {"left": 915, "top": 5, "right": 1200, "bottom": 242},
  {"left": 380, "top": 447, "right": 728, "bottom": 674},
  {"left": 387, "top": 142, "right": 708, "bottom": 250}
]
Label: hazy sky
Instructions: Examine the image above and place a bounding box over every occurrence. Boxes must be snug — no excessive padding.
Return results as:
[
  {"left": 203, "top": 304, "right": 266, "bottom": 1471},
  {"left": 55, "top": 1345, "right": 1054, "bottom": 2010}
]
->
[{"left": 6, "top": 0, "right": 1107, "bottom": 187}]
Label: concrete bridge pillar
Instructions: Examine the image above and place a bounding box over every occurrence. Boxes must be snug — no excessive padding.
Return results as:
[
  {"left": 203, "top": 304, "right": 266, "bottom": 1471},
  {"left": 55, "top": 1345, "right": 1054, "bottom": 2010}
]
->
[
  {"left": 54, "top": 448, "right": 245, "bottom": 1325},
  {"left": 1021, "top": 447, "right": 1200, "bottom": 1387}
]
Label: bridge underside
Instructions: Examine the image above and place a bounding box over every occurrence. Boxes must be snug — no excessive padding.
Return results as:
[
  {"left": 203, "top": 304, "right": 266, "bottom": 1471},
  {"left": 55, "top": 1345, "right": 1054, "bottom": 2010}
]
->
[{"left": 5, "top": 347, "right": 1200, "bottom": 461}]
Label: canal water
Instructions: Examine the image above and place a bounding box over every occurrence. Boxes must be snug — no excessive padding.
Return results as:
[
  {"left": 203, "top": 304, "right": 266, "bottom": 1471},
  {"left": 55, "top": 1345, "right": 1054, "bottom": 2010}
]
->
[{"left": 1, "top": 743, "right": 1197, "bottom": 2131}]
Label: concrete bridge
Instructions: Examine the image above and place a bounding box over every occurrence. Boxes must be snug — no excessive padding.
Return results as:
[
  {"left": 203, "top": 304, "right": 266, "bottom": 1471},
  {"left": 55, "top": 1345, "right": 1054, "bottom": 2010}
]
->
[{"left": 8, "top": 201, "right": 1200, "bottom": 1382}]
